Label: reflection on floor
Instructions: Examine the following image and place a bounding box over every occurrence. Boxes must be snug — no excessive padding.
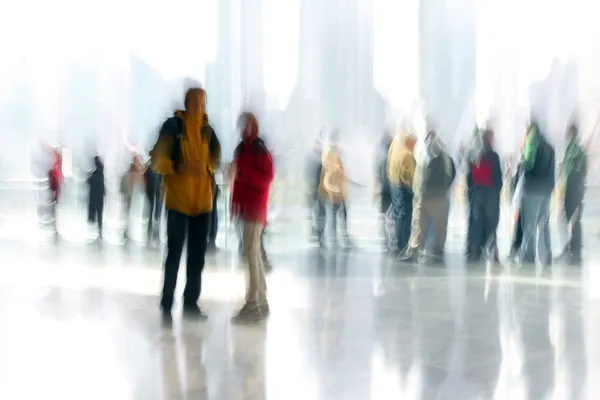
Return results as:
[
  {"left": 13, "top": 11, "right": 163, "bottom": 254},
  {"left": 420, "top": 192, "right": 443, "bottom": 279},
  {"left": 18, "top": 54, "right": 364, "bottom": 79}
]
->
[{"left": 0, "top": 239, "right": 599, "bottom": 400}]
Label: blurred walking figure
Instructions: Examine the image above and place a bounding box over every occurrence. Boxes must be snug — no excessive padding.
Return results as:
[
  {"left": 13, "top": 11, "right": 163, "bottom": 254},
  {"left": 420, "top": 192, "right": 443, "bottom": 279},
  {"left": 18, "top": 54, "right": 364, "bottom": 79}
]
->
[
  {"left": 231, "top": 112, "right": 274, "bottom": 324},
  {"left": 308, "top": 134, "right": 325, "bottom": 246},
  {"left": 150, "top": 87, "right": 221, "bottom": 319},
  {"left": 120, "top": 154, "right": 145, "bottom": 240},
  {"left": 517, "top": 121, "right": 555, "bottom": 266},
  {"left": 399, "top": 125, "right": 456, "bottom": 264},
  {"left": 318, "top": 133, "right": 354, "bottom": 249},
  {"left": 144, "top": 161, "right": 163, "bottom": 245},
  {"left": 48, "top": 146, "right": 63, "bottom": 232},
  {"left": 555, "top": 122, "right": 587, "bottom": 265},
  {"left": 387, "top": 127, "right": 417, "bottom": 254},
  {"left": 376, "top": 131, "right": 393, "bottom": 217},
  {"left": 87, "top": 156, "right": 105, "bottom": 239},
  {"left": 465, "top": 127, "right": 503, "bottom": 263}
]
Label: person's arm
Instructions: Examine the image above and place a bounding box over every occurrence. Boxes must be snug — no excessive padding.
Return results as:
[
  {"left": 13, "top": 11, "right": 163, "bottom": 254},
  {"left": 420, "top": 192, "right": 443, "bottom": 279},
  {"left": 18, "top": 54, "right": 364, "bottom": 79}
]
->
[
  {"left": 207, "top": 125, "right": 221, "bottom": 174},
  {"left": 237, "top": 143, "right": 274, "bottom": 189},
  {"left": 150, "top": 119, "right": 177, "bottom": 176},
  {"left": 492, "top": 152, "right": 503, "bottom": 192}
]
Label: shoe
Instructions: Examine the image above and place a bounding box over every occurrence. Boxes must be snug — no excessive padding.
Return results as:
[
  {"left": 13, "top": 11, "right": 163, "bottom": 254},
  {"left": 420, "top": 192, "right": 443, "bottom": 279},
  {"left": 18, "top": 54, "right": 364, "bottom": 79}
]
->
[
  {"left": 260, "top": 302, "right": 270, "bottom": 317},
  {"left": 206, "top": 241, "right": 218, "bottom": 253},
  {"left": 264, "top": 262, "right": 273, "bottom": 274},
  {"left": 555, "top": 251, "right": 582, "bottom": 265},
  {"left": 231, "top": 303, "right": 267, "bottom": 324},
  {"left": 398, "top": 248, "right": 419, "bottom": 263},
  {"left": 183, "top": 304, "right": 208, "bottom": 320},
  {"left": 161, "top": 308, "right": 172, "bottom": 323}
]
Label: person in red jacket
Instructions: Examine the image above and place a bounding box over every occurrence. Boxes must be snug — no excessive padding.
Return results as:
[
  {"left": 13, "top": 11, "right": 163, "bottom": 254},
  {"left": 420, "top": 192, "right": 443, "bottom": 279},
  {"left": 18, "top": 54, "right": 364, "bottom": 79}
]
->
[{"left": 231, "top": 112, "right": 274, "bottom": 324}]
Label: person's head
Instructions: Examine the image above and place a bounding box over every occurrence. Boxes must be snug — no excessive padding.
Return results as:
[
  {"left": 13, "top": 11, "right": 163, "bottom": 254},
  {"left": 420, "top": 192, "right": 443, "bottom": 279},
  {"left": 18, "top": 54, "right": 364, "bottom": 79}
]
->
[
  {"left": 237, "top": 112, "right": 259, "bottom": 140},
  {"left": 94, "top": 155, "right": 103, "bottom": 169},
  {"left": 184, "top": 88, "right": 206, "bottom": 116},
  {"left": 567, "top": 122, "right": 579, "bottom": 140},
  {"left": 483, "top": 128, "right": 495, "bottom": 148}
]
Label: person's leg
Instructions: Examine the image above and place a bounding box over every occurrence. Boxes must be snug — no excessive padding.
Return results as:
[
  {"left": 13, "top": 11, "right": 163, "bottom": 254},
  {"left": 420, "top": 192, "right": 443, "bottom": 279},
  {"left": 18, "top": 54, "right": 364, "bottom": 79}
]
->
[
  {"left": 468, "top": 188, "right": 485, "bottom": 260},
  {"left": 396, "top": 187, "right": 413, "bottom": 252},
  {"left": 429, "top": 197, "right": 449, "bottom": 258},
  {"left": 97, "top": 200, "right": 104, "bottom": 236},
  {"left": 509, "top": 212, "right": 523, "bottom": 258},
  {"left": 339, "top": 201, "right": 353, "bottom": 248},
  {"left": 161, "top": 211, "right": 187, "bottom": 313},
  {"left": 519, "top": 193, "right": 541, "bottom": 263},
  {"left": 481, "top": 189, "right": 500, "bottom": 262},
  {"left": 146, "top": 191, "right": 155, "bottom": 242},
  {"left": 466, "top": 189, "right": 475, "bottom": 257},
  {"left": 569, "top": 200, "right": 583, "bottom": 260},
  {"left": 316, "top": 196, "right": 327, "bottom": 247},
  {"left": 260, "top": 229, "right": 271, "bottom": 271},
  {"left": 536, "top": 195, "right": 552, "bottom": 266},
  {"left": 207, "top": 187, "right": 219, "bottom": 249},
  {"left": 184, "top": 212, "right": 210, "bottom": 314},
  {"left": 391, "top": 186, "right": 402, "bottom": 251},
  {"left": 233, "top": 221, "right": 267, "bottom": 323},
  {"left": 400, "top": 196, "right": 428, "bottom": 261},
  {"left": 564, "top": 194, "right": 582, "bottom": 259}
]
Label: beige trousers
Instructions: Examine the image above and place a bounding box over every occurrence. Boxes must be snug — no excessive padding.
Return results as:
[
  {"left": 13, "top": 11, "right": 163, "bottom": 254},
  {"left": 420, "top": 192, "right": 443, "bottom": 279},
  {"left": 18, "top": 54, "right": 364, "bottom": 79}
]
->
[
  {"left": 408, "top": 196, "right": 449, "bottom": 254},
  {"left": 242, "top": 221, "right": 267, "bottom": 305}
]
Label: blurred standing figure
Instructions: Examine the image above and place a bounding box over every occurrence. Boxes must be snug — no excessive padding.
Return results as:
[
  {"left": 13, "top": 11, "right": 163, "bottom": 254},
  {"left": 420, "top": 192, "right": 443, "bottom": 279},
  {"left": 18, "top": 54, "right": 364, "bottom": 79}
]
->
[
  {"left": 465, "top": 128, "right": 503, "bottom": 263},
  {"left": 517, "top": 121, "right": 555, "bottom": 266},
  {"left": 555, "top": 123, "right": 587, "bottom": 264},
  {"left": 120, "top": 155, "right": 145, "bottom": 239},
  {"left": 308, "top": 135, "right": 325, "bottom": 246},
  {"left": 144, "top": 161, "right": 162, "bottom": 245},
  {"left": 87, "top": 156, "right": 105, "bottom": 239},
  {"left": 387, "top": 128, "right": 417, "bottom": 254},
  {"left": 399, "top": 126, "right": 456, "bottom": 264},
  {"left": 319, "top": 134, "right": 354, "bottom": 249},
  {"left": 48, "top": 147, "right": 63, "bottom": 232},
  {"left": 150, "top": 87, "right": 221, "bottom": 319},
  {"left": 377, "top": 131, "right": 394, "bottom": 217},
  {"left": 231, "top": 112, "right": 274, "bottom": 324}
]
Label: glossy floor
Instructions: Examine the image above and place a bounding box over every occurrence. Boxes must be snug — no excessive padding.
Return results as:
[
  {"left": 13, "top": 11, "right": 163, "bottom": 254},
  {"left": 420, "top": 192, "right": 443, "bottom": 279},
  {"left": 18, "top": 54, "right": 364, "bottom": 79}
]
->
[{"left": 0, "top": 239, "right": 599, "bottom": 400}]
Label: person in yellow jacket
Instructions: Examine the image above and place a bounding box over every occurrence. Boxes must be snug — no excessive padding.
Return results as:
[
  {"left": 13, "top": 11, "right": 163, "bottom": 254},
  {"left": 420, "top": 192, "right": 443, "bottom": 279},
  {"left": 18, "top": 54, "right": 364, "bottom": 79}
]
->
[
  {"left": 387, "top": 130, "right": 417, "bottom": 254},
  {"left": 150, "top": 87, "right": 220, "bottom": 319},
  {"left": 318, "top": 135, "right": 353, "bottom": 249}
]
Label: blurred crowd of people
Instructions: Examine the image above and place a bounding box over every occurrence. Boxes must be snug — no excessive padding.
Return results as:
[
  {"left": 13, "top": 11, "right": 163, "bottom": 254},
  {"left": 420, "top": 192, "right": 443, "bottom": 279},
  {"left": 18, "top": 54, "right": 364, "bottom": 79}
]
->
[
  {"left": 374, "top": 117, "right": 587, "bottom": 268},
  {"left": 30, "top": 82, "right": 590, "bottom": 325}
]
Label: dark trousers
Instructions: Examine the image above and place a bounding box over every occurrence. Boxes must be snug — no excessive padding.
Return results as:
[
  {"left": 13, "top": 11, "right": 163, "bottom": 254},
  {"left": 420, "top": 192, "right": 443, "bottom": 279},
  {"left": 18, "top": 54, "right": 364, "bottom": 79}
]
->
[
  {"left": 88, "top": 197, "right": 104, "bottom": 233},
  {"left": 161, "top": 210, "right": 210, "bottom": 310},
  {"left": 510, "top": 213, "right": 523, "bottom": 255},
  {"left": 391, "top": 185, "right": 413, "bottom": 252},
  {"left": 468, "top": 187, "right": 500, "bottom": 259},
  {"left": 207, "top": 186, "right": 219, "bottom": 243},
  {"left": 563, "top": 194, "right": 583, "bottom": 255}
]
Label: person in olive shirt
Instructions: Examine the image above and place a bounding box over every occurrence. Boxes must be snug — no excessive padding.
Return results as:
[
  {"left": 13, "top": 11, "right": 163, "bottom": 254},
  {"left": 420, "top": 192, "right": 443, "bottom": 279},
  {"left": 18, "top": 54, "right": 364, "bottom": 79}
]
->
[{"left": 150, "top": 87, "right": 220, "bottom": 319}]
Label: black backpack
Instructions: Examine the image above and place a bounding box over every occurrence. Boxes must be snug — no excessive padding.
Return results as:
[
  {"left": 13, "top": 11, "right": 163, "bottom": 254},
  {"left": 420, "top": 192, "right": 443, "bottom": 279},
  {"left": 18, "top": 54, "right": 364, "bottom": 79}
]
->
[{"left": 159, "top": 116, "right": 218, "bottom": 172}]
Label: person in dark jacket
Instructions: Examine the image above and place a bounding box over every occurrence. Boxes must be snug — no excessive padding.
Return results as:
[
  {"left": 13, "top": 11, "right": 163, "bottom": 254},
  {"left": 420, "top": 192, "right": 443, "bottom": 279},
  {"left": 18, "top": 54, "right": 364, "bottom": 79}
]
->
[
  {"left": 399, "top": 127, "right": 456, "bottom": 263},
  {"left": 308, "top": 135, "right": 326, "bottom": 246},
  {"left": 465, "top": 128, "right": 503, "bottom": 263},
  {"left": 231, "top": 112, "right": 274, "bottom": 324},
  {"left": 144, "top": 162, "right": 162, "bottom": 245},
  {"left": 518, "top": 121, "right": 555, "bottom": 266},
  {"left": 377, "top": 132, "right": 393, "bottom": 216},
  {"left": 555, "top": 123, "right": 587, "bottom": 264},
  {"left": 87, "top": 156, "right": 106, "bottom": 238}
]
